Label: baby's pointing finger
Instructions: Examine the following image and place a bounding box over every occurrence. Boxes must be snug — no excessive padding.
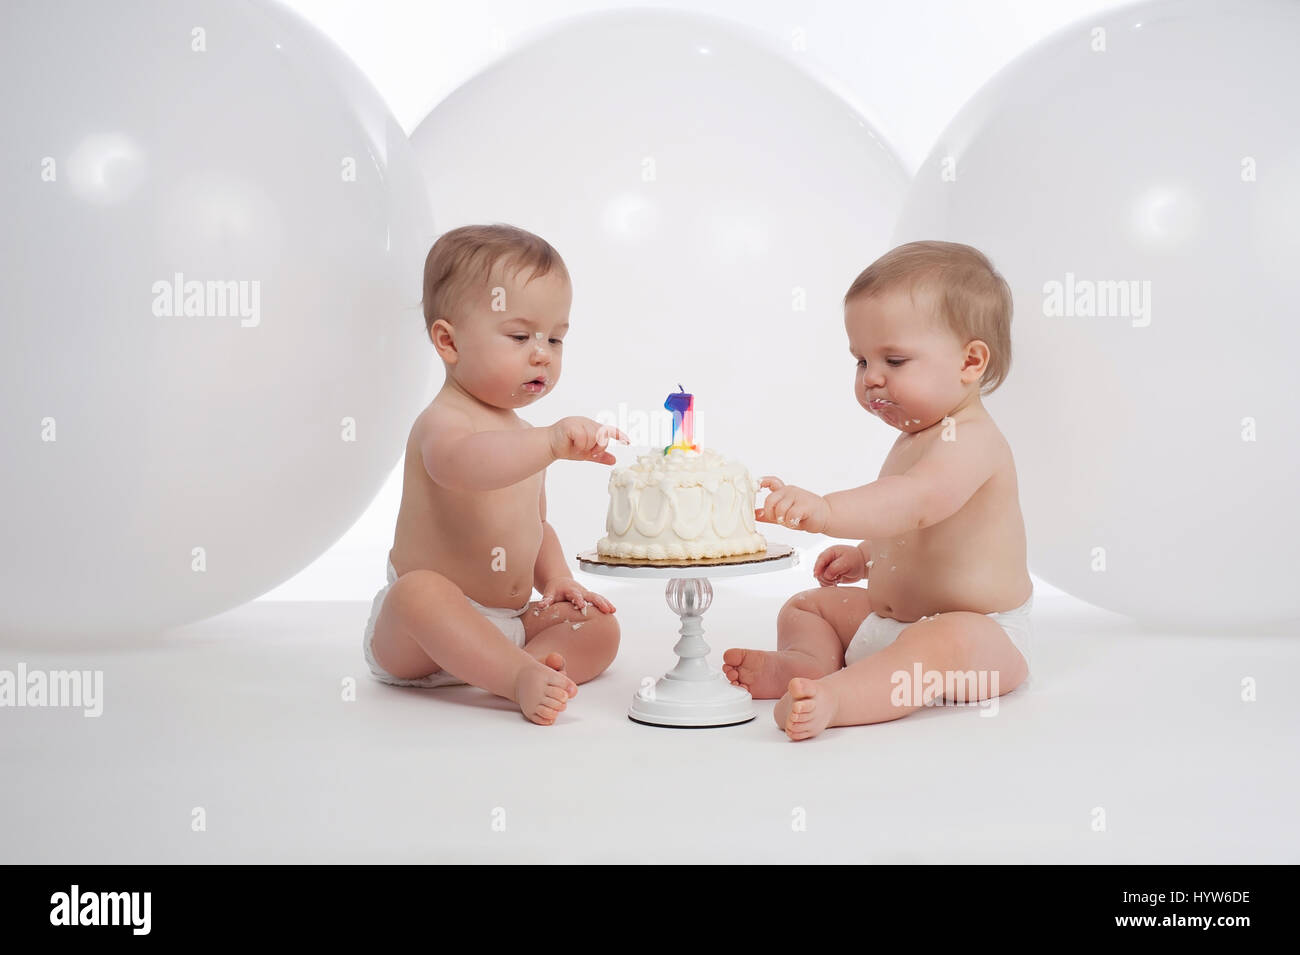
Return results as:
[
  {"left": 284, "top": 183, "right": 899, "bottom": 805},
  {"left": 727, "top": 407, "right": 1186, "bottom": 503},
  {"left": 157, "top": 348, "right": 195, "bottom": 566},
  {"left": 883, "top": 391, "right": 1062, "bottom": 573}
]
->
[{"left": 594, "top": 424, "right": 631, "bottom": 447}]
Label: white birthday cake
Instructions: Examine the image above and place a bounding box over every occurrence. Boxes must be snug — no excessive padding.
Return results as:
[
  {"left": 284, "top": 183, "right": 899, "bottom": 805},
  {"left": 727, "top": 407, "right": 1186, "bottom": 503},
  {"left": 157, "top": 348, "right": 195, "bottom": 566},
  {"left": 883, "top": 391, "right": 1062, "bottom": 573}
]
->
[{"left": 596, "top": 447, "right": 767, "bottom": 560}]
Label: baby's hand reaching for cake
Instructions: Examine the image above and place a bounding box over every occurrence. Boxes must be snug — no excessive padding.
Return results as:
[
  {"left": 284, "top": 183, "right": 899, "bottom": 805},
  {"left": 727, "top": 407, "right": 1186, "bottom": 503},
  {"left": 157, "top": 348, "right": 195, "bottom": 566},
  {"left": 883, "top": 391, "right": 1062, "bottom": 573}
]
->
[
  {"left": 755, "top": 476, "right": 830, "bottom": 534},
  {"left": 548, "top": 417, "right": 630, "bottom": 465},
  {"left": 536, "top": 577, "right": 616, "bottom": 615}
]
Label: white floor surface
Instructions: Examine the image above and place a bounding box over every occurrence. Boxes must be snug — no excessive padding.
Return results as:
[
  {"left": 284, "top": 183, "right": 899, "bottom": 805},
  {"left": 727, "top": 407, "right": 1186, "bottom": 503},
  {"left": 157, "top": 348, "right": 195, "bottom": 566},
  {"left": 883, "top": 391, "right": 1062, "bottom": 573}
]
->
[{"left": 3, "top": 571, "right": 1296, "bottom": 864}]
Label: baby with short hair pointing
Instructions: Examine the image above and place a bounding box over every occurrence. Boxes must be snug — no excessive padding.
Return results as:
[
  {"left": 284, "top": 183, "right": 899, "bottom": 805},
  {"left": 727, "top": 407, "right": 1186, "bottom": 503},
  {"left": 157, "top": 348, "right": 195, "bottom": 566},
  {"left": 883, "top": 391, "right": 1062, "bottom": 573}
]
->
[
  {"left": 361, "top": 224, "right": 627, "bottom": 725},
  {"left": 723, "top": 241, "right": 1035, "bottom": 740}
]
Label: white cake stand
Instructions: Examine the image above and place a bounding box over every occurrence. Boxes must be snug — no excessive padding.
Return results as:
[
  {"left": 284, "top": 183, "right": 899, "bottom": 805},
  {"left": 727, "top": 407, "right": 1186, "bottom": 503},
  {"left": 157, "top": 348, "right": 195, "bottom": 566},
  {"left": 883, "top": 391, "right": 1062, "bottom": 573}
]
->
[{"left": 576, "top": 544, "right": 798, "bottom": 727}]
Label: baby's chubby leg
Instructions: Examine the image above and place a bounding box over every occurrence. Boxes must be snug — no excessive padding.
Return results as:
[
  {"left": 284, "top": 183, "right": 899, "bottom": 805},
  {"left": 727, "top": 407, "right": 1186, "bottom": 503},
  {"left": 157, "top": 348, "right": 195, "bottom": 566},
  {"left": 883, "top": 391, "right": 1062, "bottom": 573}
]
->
[
  {"left": 775, "top": 611, "right": 1029, "bottom": 740},
  {"left": 723, "top": 585, "right": 872, "bottom": 699},
  {"left": 371, "top": 570, "right": 577, "bottom": 726},
  {"left": 522, "top": 599, "right": 620, "bottom": 685}
]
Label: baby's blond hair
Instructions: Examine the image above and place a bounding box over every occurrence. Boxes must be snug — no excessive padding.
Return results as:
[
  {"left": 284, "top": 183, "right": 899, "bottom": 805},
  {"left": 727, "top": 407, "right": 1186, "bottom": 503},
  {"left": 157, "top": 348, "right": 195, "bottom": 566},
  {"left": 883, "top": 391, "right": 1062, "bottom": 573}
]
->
[
  {"left": 844, "top": 240, "right": 1013, "bottom": 395},
  {"left": 421, "top": 223, "right": 569, "bottom": 339}
]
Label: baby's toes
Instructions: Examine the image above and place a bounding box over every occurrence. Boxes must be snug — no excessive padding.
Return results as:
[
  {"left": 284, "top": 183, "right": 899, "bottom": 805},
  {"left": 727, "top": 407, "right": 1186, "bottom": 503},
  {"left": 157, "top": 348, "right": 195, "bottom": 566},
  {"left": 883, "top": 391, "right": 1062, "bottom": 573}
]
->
[
  {"left": 543, "top": 685, "right": 569, "bottom": 706},
  {"left": 549, "top": 674, "right": 578, "bottom": 699},
  {"left": 789, "top": 677, "right": 817, "bottom": 700},
  {"left": 786, "top": 713, "right": 814, "bottom": 734},
  {"left": 529, "top": 705, "right": 559, "bottom": 726}
]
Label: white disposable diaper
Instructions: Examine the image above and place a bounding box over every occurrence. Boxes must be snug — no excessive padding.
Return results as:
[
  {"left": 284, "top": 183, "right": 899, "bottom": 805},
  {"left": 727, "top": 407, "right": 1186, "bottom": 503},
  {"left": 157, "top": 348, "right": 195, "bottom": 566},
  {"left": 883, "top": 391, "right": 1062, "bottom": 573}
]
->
[
  {"left": 362, "top": 559, "right": 528, "bottom": 687},
  {"left": 843, "top": 590, "right": 1033, "bottom": 688}
]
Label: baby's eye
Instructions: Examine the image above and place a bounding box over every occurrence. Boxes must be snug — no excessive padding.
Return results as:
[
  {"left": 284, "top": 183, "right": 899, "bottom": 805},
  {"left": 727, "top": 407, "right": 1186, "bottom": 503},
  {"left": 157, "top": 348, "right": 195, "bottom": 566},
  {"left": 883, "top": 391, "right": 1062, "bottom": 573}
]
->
[
  {"left": 510, "top": 334, "right": 529, "bottom": 342},
  {"left": 887, "top": 359, "right": 906, "bottom": 367},
  {"left": 550, "top": 338, "right": 564, "bottom": 346},
  {"left": 856, "top": 359, "right": 866, "bottom": 367}
]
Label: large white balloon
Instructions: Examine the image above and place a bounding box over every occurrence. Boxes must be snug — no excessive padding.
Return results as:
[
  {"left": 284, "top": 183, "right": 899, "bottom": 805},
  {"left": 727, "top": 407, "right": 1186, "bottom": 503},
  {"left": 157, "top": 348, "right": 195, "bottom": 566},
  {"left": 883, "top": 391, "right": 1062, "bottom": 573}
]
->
[
  {"left": 894, "top": 0, "right": 1300, "bottom": 629},
  {"left": 410, "top": 10, "right": 908, "bottom": 558},
  {"left": 0, "top": 0, "right": 434, "bottom": 641}
]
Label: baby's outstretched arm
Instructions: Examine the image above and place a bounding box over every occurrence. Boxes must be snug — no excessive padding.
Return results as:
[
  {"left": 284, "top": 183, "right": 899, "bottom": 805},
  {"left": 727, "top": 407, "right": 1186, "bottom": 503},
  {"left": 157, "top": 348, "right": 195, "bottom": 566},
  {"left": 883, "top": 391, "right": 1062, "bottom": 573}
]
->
[
  {"left": 758, "top": 422, "right": 997, "bottom": 538},
  {"left": 423, "top": 406, "right": 627, "bottom": 491},
  {"left": 422, "top": 405, "right": 552, "bottom": 491}
]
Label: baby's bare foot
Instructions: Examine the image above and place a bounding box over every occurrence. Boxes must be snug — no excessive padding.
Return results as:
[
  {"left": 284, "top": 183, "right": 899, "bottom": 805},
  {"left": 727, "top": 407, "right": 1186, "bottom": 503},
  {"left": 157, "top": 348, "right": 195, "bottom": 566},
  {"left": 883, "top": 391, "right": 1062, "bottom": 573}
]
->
[
  {"left": 539, "top": 651, "right": 578, "bottom": 694},
  {"left": 774, "top": 677, "right": 836, "bottom": 741},
  {"left": 514, "top": 658, "right": 578, "bottom": 726},
  {"left": 722, "top": 648, "right": 821, "bottom": 700}
]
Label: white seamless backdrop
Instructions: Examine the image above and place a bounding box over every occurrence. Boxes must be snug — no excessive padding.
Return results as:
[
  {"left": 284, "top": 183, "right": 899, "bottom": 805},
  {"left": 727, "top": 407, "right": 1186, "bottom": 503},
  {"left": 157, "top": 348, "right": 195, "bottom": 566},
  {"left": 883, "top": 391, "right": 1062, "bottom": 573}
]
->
[{"left": 261, "top": 0, "right": 1130, "bottom": 602}]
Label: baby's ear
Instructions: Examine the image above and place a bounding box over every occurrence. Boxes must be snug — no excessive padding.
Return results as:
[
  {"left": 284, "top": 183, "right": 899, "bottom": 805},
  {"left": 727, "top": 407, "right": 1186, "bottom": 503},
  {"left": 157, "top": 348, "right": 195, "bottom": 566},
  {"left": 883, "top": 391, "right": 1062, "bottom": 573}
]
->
[
  {"left": 429, "top": 319, "right": 458, "bottom": 361},
  {"left": 963, "top": 339, "right": 990, "bottom": 377}
]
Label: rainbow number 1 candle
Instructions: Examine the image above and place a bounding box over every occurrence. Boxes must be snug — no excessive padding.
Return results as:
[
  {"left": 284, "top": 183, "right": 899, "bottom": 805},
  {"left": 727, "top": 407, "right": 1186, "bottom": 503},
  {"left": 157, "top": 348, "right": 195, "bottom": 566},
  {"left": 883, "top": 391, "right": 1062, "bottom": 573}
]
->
[{"left": 664, "top": 384, "right": 697, "bottom": 454}]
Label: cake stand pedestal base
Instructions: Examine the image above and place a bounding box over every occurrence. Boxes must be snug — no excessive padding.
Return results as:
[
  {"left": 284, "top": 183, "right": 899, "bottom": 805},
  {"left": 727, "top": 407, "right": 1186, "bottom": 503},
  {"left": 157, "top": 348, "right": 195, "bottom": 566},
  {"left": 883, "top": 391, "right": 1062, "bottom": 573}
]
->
[
  {"left": 629, "top": 577, "right": 754, "bottom": 727},
  {"left": 576, "top": 546, "right": 798, "bottom": 728}
]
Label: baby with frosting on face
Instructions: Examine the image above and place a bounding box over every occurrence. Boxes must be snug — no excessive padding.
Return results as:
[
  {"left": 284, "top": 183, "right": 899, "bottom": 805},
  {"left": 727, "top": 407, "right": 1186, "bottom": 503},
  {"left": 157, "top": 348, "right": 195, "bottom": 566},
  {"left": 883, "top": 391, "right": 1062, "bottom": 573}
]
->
[
  {"left": 361, "top": 224, "right": 628, "bottom": 725},
  {"left": 722, "top": 240, "right": 1035, "bottom": 740}
]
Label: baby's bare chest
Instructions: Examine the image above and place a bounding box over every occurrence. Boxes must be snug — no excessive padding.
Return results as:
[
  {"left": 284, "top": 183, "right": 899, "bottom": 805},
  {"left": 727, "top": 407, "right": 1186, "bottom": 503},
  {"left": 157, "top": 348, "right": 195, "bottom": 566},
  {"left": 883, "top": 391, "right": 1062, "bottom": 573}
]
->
[
  {"left": 431, "top": 472, "right": 543, "bottom": 536},
  {"left": 875, "top": 432, "right": 1017, "bottom": 554}
]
